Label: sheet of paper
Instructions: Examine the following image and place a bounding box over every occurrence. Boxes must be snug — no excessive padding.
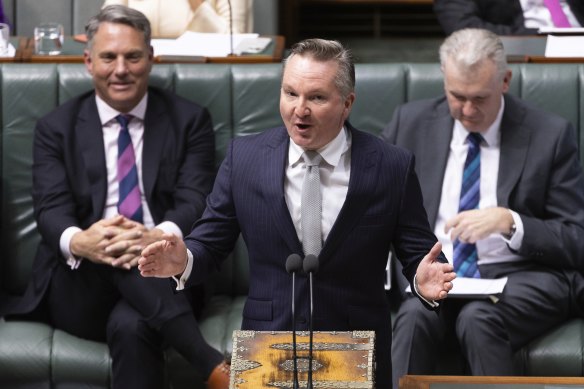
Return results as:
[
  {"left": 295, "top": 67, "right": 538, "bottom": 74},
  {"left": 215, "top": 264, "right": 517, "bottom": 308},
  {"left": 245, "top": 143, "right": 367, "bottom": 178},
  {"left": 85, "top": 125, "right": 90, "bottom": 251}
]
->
[
  {"left": 0, "top": 43, "right": 16, "bottom": 58},
  {"left": 545, "top": 35, "right": 584, "bottom": 57},
  {"left": 406, "top": 277, "right": 508, "bottom": 299},
  {"left": 539, "top": 27, "right": 584, "bottom": 34},
  {"left": 152, "top": 32, "right": 259, "bottom": 57}
]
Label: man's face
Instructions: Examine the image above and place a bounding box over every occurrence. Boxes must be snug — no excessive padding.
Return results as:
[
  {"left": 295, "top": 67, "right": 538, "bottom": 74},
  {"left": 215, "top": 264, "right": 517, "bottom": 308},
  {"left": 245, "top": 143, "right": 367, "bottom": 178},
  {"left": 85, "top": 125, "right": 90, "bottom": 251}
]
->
[
  {"left": 280, "top": 54, "right": 355, "bottom": 150},
  {"left": 443, "top": 58, "right": 511, "bottom": 133},
  {"left": 84, "top": 22, "right": 153, "bottom": 113}
]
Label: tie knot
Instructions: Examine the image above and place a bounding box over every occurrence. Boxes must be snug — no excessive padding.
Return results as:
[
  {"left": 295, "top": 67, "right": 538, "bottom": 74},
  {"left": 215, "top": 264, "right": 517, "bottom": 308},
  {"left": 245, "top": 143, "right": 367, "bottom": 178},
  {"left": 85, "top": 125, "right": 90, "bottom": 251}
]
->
[
  {"left": 116, "top": 114, "right": 133, "bottom": 129},
  {"left": 302, "top": 151, "right": 322, "bottom": 167},
  {"left": 467, "top": 132, "right": 483, "bottom": 147}
]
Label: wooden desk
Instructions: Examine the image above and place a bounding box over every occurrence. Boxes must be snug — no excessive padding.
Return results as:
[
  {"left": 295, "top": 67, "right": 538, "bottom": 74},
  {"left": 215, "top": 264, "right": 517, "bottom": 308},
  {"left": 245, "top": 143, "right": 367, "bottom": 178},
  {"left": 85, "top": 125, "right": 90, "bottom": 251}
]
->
[
  {"left": 502, "top": 35, "right": 584, "bottom": 63},
  {"left": 20, "top": 35, "right": 285, "bottom": 64},
  {"left": 400, "top": 375, "right": 584, "bottom": 389}
]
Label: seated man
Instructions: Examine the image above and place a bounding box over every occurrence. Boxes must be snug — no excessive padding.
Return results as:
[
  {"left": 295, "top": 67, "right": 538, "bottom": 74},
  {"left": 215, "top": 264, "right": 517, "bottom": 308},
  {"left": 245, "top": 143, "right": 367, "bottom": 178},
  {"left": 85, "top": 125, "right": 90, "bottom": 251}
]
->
[
  {"left": 434, "top": 0, "right": 584, "bottom": 35},
  {"left": 382, "top": 28, "right": 584, "bottom": 388},
  {"left": 1, "top": 5, "right": 229, "bottom": 389}
]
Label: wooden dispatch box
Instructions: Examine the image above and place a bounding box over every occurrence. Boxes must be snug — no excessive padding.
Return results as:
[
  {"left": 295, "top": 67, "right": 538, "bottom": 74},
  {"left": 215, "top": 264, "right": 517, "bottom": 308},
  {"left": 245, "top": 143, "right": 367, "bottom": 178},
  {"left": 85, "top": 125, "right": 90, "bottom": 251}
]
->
[{"left": 230, "top": 330, "right": 375, "bottom": 388}]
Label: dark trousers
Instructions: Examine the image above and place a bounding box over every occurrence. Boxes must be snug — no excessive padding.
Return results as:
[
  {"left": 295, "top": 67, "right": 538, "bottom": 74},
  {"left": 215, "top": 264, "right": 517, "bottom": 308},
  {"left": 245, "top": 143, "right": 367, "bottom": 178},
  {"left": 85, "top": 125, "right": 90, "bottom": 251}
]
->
[
  {"left": 48, "top": 261, "right": 223, "bottom": 389},
  {"left": 391, "top": 261, "right": 572, "bottom": 389}
]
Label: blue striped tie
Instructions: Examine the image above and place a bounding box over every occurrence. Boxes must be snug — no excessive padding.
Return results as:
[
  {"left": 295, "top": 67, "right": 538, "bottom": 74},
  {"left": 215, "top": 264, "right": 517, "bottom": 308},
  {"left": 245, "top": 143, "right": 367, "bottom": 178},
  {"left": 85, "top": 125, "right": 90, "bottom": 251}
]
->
[
  {"left": 116, "top": 114, "right": 143, "bottom": 223},
  {"left": 453, "top": 132, "right": 482, "bottom": 278}
]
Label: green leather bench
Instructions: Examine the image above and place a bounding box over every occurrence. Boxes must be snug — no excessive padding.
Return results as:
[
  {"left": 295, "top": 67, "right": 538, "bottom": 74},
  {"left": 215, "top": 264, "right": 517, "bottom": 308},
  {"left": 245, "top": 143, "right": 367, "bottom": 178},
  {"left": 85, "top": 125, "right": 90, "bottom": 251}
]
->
[{"left": 0, "top": 63, "right": 582, "bottom": 388}]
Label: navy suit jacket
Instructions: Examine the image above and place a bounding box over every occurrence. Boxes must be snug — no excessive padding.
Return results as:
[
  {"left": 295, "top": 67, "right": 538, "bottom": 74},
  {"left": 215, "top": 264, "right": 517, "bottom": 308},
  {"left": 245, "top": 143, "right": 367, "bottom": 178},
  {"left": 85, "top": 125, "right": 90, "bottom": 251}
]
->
[
  {"left": 434, "top": 0, "right": 584, "bottom": 35},
  {"left": 183, "top": 122, "right": 445, "bottom": 387},
  {"left": 3, "top": 87, "right": 215, "bottom": 315},
  {"left": 382, "top": 94, "right": 584, "bottom": 273}
]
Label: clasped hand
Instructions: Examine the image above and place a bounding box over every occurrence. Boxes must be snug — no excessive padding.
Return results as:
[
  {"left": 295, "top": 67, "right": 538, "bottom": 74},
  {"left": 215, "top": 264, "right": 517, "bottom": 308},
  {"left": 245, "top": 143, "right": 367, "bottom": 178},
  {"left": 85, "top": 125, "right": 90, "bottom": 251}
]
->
[
  {"left": 70, "top": 215, "right": 165, "bottom": 269},
  {"left": 444, "top": 207, "right": 514, "bottom": 244}
]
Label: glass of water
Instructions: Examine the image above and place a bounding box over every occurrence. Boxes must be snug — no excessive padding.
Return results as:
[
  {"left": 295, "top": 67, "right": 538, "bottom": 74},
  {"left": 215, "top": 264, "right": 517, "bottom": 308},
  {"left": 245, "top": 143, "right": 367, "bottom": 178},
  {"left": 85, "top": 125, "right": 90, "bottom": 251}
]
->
[
  {"left": 34, "top": 23, "right": 64, "bottom": 55},
  {"left": 0, "top": 23, "right": 9, "bottom": 56}
]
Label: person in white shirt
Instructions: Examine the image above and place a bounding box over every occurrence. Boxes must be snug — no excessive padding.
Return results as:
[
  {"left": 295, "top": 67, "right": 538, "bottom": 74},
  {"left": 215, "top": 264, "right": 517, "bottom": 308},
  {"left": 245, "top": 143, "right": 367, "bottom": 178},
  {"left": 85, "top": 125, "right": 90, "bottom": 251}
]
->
[
  {"left": 434, "top": 0, "right": 584, "bottom": 35},
  {"left": 382, "top": 28, "right": 584, "bottom": 389},
  {"left": 103, "top": 0, "right": 253, "bottom": 38}
]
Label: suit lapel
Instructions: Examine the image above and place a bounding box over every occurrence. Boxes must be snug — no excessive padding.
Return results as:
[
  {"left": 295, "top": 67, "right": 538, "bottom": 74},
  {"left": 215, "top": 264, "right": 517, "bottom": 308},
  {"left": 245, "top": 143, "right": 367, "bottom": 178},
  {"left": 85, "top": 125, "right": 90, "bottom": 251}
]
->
[
  {"left": 77, "top": 95, "right": 108, "bottom": 219},
  {"left": 142, "top": 91, "right": 167, "bottom": 201},
  {"left": 497, "top": 95, "right": 529, "bottom": 206},
  {"left": 319, "top": 124, "right": 378, "bottom": 262},
  {"left": 264, "top": 127, "right": 303, "bottom": 254},
  {"left": 416, "top": 107, "right": 452, "bottom": 227}
]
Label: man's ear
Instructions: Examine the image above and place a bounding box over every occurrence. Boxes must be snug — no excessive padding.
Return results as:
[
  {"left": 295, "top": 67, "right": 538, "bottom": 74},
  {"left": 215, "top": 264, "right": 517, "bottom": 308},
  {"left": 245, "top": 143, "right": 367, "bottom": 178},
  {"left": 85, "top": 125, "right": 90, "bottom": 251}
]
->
[{"left": 83, "top": 49, "right": 93, "bottom": 75}]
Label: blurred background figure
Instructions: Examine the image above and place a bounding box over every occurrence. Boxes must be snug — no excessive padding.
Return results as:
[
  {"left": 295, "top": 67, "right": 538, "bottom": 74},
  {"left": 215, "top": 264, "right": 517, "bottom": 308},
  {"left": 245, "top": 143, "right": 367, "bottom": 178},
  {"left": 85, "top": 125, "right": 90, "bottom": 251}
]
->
[
  {"left": 434, "top": 0, "right": 584, "bottom": 35},
  {"left": 103, "top": 0, "right": 253, "bottom": 37},
  {"left": 0, "top": 0, "right": 7, "bottom": 24}
]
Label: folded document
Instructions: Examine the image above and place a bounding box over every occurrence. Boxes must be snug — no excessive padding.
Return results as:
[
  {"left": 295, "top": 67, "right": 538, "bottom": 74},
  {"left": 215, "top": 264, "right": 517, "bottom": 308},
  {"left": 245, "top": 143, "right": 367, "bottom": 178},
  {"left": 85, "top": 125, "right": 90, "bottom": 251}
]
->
[{"left": 406, "top": 276, "right": 508, "bottom": 299}]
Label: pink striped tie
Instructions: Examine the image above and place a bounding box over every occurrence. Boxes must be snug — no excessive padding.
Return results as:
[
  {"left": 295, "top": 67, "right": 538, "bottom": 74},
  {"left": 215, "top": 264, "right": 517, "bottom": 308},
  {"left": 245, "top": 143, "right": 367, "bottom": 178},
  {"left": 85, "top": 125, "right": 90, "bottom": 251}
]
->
[
  {"left": 116, "top": 114, "right": 143, "bottom": 223},
  {"left": 544, "top": 0, "right": 572, "bottom": 27}
]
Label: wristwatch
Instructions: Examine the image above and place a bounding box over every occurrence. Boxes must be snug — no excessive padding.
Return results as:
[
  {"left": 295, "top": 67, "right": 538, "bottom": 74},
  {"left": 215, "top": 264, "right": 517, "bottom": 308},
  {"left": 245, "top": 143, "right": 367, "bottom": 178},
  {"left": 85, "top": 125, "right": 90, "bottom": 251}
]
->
[{"left": 505, "top": 223, "right": 516, "bottom": 239}]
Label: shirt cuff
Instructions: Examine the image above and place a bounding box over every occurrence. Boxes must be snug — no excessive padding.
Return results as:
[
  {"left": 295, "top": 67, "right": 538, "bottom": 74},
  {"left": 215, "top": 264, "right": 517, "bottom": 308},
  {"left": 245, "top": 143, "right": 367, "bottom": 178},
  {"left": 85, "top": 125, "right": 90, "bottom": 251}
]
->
[
  {"left": 502, "top": 211, "right": 524, "bottom": 251},
  {"left": 172, "top": 249, "right": 193, "bottom": 291},
  {"left": 60, "top": 226, "right": 83, "bottom": 270},
  {"left": 413, "top": 274, "right": 440, "bottom": 308},
  {"left": 155, "top": 221, "right": 183, "bottom": 239}
]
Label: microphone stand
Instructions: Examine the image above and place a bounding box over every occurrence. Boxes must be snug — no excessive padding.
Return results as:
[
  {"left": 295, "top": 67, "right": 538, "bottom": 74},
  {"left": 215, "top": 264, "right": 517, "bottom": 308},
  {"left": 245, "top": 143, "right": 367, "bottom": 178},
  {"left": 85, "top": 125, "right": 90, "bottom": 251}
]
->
[
  {"left": 303, "top": 254, "right": 319, "bottom": 389},
  {"left": 227, "top": 0, "right": 234, "bottom": 56},
  {"left": 308, "top": 270, "right": 314, "bottom": 389},
  {"left": 286, "top": 254, "right": 302, "bottom": 389}
]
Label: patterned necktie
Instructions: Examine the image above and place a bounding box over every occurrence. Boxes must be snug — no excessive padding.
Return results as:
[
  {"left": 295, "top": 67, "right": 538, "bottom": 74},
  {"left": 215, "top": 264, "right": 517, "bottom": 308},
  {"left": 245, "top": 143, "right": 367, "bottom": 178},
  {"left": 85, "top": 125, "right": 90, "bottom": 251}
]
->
[
  {"left": 301, "top": 151, "right": 323, "bottom": 257},
  {"left": 116, "top": 114, "right": 143, "bottom": 223},
  {"left": 544, "top": 0, "right": 572, "bottom": 27},
  {"left": 453, "top": 132, "right": 482, "bottom": 278}
]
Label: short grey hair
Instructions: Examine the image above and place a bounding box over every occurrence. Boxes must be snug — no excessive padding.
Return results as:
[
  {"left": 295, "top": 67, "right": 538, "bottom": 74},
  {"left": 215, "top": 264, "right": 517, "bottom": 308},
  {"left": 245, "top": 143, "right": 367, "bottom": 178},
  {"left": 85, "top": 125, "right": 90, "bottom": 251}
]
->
[
  {"left": 85, "top": 5, "right": 151, "bottom": 51},
  {"left": 283, "top": 38, "right": 355, "bottom": 99},
  {"left": 439, "top": 28, "right": 508, "bottom": 81}
]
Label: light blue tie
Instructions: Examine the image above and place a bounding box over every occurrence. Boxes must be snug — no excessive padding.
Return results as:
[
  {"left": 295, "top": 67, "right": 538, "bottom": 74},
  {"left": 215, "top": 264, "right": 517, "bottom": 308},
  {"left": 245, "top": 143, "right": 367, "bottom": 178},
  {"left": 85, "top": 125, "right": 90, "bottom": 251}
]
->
[{"left": 453, "top": 133, "right": 482, "bottom": 278}]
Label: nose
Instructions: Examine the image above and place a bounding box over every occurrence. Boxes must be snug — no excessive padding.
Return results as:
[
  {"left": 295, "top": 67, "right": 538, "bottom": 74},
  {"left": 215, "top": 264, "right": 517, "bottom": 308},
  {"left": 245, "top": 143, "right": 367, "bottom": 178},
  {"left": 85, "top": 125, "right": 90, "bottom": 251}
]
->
[
  {"left": 461, "top": 100, "right": 476, "bottom": 116},
  {"left": 294, "top": 97, "right": 310, "bottom": 116},
  {"left": 114, "top": 56, "right": 129, "bottom": 76}
]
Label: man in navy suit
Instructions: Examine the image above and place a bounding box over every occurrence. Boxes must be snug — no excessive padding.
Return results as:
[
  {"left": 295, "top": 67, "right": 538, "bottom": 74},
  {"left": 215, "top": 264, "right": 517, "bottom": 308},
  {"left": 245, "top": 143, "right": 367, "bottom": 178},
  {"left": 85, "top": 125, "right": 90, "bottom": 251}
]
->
[
  {"left": 434, "top": 0, "right": 584, "bottom": 35},
  {"left": 382, "top": 28, "right": 584, "bottom": 388},
  {"left": 2, "top": 5, "right": 230, "bottom": 389},
  {"left": 139, "top": 38, "right": 457, "bottom": 389}
]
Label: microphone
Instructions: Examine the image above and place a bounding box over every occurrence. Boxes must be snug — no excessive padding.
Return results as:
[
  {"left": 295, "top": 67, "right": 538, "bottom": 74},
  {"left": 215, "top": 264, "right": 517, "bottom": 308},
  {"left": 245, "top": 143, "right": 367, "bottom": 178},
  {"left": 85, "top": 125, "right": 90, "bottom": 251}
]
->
[
  {"left": 303, "top": 254, "right": 319, "bottom": 389},
  {"left": 227, "top": 0, "right": 234, "bottom": 56},
  {"left": 285, "top": 254, "right": 303, "bottom": 389}
]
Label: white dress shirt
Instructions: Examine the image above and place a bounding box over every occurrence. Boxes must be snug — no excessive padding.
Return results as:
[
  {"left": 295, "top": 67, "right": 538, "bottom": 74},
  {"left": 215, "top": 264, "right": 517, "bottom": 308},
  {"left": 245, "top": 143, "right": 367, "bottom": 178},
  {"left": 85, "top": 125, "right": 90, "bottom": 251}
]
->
[
  {"left": 434, "top": 97, "right": 525, "bottom": 270},
  {"left": 520, "top": 0, "right": 582, "bottom": 28},
  {"left": 60, "top": 93, "right": 182, "bottom": 268},
  {"left": 285, "top": 127, "right": 351, "bottom": 247}
]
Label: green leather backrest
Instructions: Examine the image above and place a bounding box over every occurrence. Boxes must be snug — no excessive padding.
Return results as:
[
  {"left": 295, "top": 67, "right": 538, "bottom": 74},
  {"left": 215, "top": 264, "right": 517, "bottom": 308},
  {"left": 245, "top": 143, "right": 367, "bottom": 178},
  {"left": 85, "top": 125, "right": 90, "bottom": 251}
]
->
[
  {"left": 1, "top": 64, "right": 59, "bottom": 294},
  {"left": 175, "top": 64, "right": 233, "bottom": 167},
  {"left": 0, "top": 63, "right": 582, "bottom": 298}
]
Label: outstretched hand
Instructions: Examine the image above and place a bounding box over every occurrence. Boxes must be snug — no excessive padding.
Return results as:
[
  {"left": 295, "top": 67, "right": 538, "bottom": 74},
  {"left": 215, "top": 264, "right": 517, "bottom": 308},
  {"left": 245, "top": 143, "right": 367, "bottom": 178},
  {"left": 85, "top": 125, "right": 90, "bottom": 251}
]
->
[
  {"left": 415, "top": 241, "right": 456, "bottom": 301},
  {"left": 138, "top": 233, "right": 188, "bottom": 278}
]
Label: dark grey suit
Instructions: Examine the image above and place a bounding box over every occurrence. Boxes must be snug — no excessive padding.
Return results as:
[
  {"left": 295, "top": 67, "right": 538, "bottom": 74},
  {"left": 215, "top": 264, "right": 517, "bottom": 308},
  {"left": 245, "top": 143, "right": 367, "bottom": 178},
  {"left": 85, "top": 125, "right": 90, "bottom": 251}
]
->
[
  {"left": 434, "top": 0, "right": 584, "bottom": 35},
  {"left": 382, "top": 94, "right": 584, "bottom": 388},
  {"left": 3, "top": 87, "right": 220, "bottom": 388}
]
